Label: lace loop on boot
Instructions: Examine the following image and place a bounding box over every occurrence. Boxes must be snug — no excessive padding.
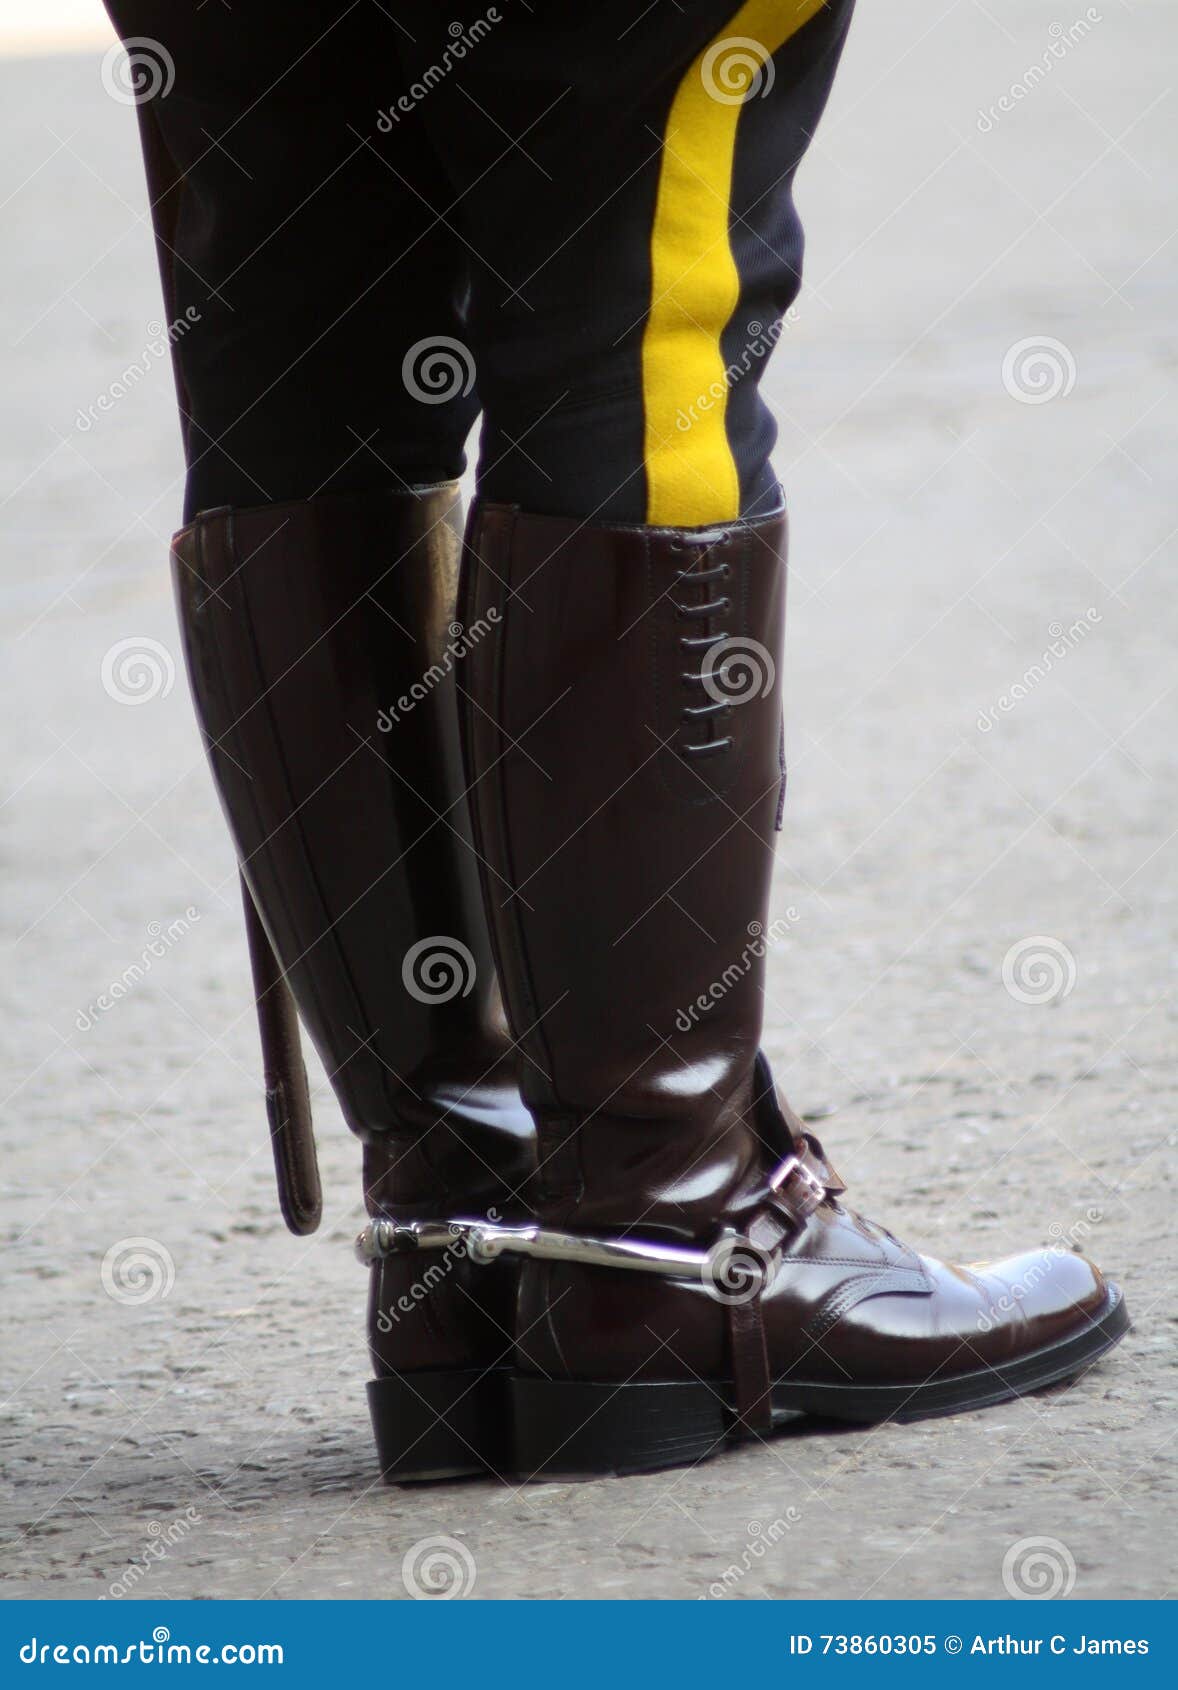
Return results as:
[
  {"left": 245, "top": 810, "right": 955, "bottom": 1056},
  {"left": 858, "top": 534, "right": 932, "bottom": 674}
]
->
[{"left": 671, "top": 546, "right": 735, "bottom": 757}]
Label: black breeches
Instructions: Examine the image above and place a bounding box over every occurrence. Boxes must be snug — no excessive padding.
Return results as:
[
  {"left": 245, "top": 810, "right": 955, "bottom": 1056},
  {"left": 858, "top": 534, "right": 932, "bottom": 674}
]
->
[{"left": 103, "top": 0, "right": 854, "bottom": 524}]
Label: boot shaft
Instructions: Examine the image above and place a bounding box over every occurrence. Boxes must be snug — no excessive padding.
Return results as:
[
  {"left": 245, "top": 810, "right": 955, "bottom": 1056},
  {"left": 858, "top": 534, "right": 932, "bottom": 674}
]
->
[
  {"left": 459, "top": 503, "right": 789, "bottom": 1235},
  {"left": 171, "top": 487, "right": 532, "bottom": 1213}
]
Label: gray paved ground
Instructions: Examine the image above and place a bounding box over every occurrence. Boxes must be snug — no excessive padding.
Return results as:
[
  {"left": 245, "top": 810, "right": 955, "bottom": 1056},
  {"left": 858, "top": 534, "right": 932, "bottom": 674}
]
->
[{"left": 1, "top": 2, "right": 1175, "bottom": 1601}]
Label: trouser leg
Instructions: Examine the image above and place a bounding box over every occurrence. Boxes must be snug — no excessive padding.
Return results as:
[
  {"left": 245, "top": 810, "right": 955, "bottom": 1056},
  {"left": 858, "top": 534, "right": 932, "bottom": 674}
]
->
[
  {"left": 103, "top": 0, "right": 479, "bottom": 516},
  {"left": 395, "top": 0, "right": 855, "bottom": 522}
]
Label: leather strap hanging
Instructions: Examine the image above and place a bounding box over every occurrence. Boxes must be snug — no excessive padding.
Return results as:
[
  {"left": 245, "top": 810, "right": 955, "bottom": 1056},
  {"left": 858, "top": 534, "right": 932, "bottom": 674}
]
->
[{"left": 240, "top": 881, "right": 322, "bottom": 1235}]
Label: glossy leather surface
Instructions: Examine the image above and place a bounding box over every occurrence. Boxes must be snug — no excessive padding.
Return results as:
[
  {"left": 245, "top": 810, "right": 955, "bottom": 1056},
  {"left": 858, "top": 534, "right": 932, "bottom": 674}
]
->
[
  {"left": 460, "top": 503, "right": 1116, "bottom": 1403},
  {"left": 170, "top": 487, "right": 533, "bottom": 1219},
  {"left": 460, "top": 502, "right": 788, "bottom": 1234},
  {"left": 513, "top": 1083, "right": 1112, "bottom": 1391},
  {"left": 513, "top": 1222, "right": 1111, "bottom": 1389}
]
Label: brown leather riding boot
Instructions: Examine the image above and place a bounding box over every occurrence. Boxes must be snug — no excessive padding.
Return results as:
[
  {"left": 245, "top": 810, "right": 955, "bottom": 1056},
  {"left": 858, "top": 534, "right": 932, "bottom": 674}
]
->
[
  {"left": 171, "top": 485, "right": 533, "bottom": 1481},
  {"left": 453, "top": 502, "right": 1128, "bottom": 1479}
]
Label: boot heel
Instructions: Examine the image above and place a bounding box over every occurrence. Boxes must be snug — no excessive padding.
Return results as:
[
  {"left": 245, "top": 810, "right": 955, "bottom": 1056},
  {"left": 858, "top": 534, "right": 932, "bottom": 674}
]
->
[
  {"left": 510, "top": 1374, "right": 728, "bottom": 1479},
  {"left": 367, "top": 1368, "right": 508, "bottom": 1483}
]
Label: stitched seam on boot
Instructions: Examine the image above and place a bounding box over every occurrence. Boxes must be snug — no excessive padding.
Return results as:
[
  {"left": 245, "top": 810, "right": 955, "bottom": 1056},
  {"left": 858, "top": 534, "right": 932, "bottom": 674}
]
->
[{"left": 803, "top": 1267, "right": 933, "bottom": 1343}]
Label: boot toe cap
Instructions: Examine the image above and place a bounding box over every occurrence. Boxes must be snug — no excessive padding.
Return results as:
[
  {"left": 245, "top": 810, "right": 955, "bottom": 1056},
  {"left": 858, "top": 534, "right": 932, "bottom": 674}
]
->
[{"left": 970, "top": 1247, "right": 1112, "bottom": 1352}]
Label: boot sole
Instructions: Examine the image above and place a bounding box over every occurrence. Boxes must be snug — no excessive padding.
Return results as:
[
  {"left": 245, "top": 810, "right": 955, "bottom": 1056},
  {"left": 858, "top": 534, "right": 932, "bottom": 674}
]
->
[
  {"left": 367, "top": 1367, "right": 510, "bottom": 1484},
  {"left": 508, "top": 1282, "right": 1130, "bottom": 1480}
]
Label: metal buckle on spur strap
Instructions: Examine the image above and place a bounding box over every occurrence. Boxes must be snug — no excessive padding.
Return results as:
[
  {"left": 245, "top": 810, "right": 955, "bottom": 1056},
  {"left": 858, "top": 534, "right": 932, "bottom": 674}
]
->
[
  {"left": 356, "top": 1215, "right": 757, "bottom": 1292},
  {"left": 767, "top": 1150, "right": 827, "bottom": 1224}
]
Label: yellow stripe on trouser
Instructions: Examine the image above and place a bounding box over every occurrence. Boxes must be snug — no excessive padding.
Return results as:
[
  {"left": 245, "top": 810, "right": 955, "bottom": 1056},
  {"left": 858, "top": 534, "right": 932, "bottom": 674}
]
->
[{"left": 642, "top": 0, "right": 829, "bottom": 526}]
